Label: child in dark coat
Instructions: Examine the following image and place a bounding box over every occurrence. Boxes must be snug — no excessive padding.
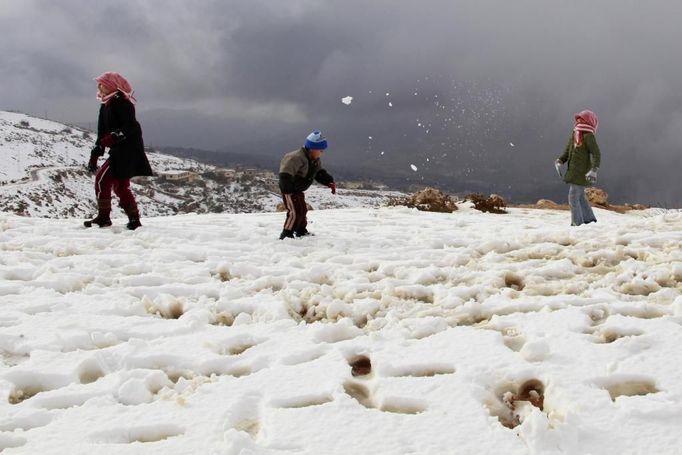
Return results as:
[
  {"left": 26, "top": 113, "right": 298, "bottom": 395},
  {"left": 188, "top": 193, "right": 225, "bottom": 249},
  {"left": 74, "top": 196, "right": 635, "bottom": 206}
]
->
[
  {"left": 85, "top": 72, "right": 153, "bottom": 230},
  {"left": 278, "top": 130, "right": 336, "bottom": 239}
]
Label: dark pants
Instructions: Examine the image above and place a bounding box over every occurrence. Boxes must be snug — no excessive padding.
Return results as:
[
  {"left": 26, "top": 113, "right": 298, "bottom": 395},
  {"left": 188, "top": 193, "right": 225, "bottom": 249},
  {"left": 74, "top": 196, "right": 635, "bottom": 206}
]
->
[
  {"left": 282, "top": 192, "right": 307, "bottom": 233},
  {"left": 95, "top": 160, "right": 137, "bottom": 210}
]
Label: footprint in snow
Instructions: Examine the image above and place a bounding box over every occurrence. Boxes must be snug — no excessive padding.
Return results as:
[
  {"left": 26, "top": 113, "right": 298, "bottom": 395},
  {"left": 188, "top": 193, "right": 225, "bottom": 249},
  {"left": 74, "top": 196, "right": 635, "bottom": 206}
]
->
[
  {"left": 270, "top": 394, "right": 335, "bottom": 409},
  {"left": 342, "top": 355, "right": 428, "bottom": 414},
  {"left": 498, "top": 327, "right": 527, "bottom": 353},
  {"left": 591, "top": 327, "right": 644, "bottom": 344},
  {"left": 593, "top": 375, "right": 660, "bottom": 401},
  {"left": 485, "top": 378, "right": 546, "bottom": 429},
  {"left": 224, "top": 394, "right": 263, "bottom": 440},
  {"left": 280, "top": 346, "right": 328, "bottom": 366},
  {"left": 89, "top": 424, "right": 184, "bottom": 444},
  {"left": 343, "top": 381, "right": 426, "bottom": 415}
]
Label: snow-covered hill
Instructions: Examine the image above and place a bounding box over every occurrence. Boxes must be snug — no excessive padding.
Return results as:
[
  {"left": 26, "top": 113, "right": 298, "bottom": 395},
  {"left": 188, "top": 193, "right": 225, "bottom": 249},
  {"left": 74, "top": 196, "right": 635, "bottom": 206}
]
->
[
  {"left": 0, "top": 111, "right": 405, "bottom": 219},
  {"left": 1, "top": 205, "right": 681, "bottom": 454}
]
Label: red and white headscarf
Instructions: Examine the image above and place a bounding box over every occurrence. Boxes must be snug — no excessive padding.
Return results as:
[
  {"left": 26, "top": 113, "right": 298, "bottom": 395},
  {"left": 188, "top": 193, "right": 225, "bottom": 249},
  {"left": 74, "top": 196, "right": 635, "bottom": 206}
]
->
[
  {"left": 95, "top": 72, "right": 136, "bottom": 105},
  {"left": 573, "top": 110, "right": 598, "bottom": 146}
]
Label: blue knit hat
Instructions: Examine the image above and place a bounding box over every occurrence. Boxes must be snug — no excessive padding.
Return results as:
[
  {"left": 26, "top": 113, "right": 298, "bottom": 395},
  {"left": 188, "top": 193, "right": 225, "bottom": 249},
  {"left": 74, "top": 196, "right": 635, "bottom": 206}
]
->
[{"left": 304, "top": 130, "right": 328, "bottom": 150}]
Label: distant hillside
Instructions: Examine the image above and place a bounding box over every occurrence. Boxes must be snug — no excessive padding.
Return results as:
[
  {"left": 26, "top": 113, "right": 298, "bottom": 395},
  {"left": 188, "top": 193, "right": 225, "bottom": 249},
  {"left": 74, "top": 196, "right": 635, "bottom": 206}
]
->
[
  {"left": 157, "top": 146, "right": 278, "bottom": 172},
  {"left": 0, "top": 111, "right": 406, "bottom": 219}
]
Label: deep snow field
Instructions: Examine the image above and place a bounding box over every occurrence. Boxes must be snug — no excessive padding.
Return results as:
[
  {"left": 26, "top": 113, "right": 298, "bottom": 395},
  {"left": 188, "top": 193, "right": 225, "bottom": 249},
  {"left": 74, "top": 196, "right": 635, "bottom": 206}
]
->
[{"left": 1, "top": 205, "right": 681, "bottom": 454}]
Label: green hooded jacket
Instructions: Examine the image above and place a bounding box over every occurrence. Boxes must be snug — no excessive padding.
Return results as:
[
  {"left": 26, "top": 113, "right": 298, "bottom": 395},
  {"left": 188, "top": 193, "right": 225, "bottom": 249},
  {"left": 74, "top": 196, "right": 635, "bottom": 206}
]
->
[{"left": 558, "top": 132, "right": 601, "bottom": 186}]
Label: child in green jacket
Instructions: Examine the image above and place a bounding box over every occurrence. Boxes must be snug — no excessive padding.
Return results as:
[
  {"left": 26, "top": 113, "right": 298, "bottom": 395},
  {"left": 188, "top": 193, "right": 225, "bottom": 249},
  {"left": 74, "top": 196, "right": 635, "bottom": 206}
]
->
[{"left": 555, "top": 110, "right": 601, "bottom": 226}]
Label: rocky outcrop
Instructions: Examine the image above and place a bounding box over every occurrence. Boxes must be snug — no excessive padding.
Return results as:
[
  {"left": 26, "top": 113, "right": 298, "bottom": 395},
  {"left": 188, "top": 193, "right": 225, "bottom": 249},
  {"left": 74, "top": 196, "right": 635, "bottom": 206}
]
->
[
  {"left": 535, "top": 199, "right": 561, "bottom": 209},
  {"left": 586, "top": 187, "right": 609, "bottom": 206},
  {"left": 467, "top": 193, "right": 507, "bottom": 214}
]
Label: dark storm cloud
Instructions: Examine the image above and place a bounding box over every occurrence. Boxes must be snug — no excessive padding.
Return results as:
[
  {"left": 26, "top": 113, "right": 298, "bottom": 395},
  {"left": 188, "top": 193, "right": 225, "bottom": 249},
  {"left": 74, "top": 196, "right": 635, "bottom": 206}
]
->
[{"left": 1, "top": 0, "right": 681, "bottom": 205}]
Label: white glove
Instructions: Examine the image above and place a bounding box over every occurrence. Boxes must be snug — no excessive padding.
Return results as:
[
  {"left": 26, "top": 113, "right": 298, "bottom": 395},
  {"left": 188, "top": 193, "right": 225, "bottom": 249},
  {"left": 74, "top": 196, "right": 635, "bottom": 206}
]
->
[
  {"left": 554, "top": 160, "right": 563, "bottom": 177},
  {"left": 585, "top": 168, "right": 598, "bottom": 184}
]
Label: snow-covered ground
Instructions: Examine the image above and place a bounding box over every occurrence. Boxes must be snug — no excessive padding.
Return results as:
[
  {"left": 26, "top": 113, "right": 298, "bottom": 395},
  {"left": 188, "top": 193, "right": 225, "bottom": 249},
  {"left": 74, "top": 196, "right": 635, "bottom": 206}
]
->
[{"left": 1, "top": 205, "right": 681, "bottom": 454}]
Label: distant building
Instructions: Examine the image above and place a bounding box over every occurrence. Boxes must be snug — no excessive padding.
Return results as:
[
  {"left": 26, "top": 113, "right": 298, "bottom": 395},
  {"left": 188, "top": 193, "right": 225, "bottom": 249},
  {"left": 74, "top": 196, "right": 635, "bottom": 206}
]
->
[
  {"left": 344, "top": 181, "right": 365, "bottom": 190},
  {"left": 342, "top": 181, "right": 390, "bottom": 190},
  {"left": 264, "top": 177, "right": 280, "bottom": 192},
  {"left": 241, "top": 168, "right": 262, "bottom": 177},
  {"left": 159, "top": 170, "right": 200, "bottom": 183}
]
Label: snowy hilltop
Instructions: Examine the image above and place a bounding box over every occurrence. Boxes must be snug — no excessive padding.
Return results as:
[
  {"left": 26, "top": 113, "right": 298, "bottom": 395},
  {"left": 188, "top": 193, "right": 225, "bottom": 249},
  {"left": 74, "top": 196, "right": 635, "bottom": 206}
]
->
[
  {"left": 1, "top": 204, "right": 681, "bottom": 454},
  {"left": 0, "top": 111, "right": 405, "bottom": 218}
]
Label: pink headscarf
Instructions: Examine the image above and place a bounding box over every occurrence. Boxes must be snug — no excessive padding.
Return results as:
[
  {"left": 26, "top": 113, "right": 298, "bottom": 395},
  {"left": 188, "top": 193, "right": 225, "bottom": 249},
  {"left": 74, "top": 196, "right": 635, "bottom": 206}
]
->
[
  {"left": 573, "top": 110, "right": 598, "bottom": 146},
  {"left": 95, "top": 72, "right": 136, "bottom": 105}
]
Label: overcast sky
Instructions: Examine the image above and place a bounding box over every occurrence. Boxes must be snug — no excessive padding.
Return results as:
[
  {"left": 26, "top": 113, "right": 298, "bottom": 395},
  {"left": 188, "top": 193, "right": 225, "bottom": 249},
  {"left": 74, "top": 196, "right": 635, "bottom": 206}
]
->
[{"left": 1, "top": 0, "right": 681, "bottom": 205}]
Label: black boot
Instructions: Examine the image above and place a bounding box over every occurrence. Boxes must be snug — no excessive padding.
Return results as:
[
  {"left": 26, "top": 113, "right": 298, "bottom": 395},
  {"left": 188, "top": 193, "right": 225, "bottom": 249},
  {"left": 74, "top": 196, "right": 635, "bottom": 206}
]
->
[
  {"left": 279, "top": 229, "right": 294, "bottom": 240},
  {"left": 295, "top": 228, "right": 313, "bottom": 237},
  {"left": 123, "top": 204, "right": 142, "bottom": 230},
  {"left": 84, "top": 198, "right": 112, "bottom": 228}
]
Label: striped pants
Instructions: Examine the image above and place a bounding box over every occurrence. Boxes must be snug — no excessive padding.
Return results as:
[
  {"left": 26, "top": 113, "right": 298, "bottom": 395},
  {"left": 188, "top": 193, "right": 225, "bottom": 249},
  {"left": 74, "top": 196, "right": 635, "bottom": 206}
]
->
[
  {"left": 282, "top": 192, "right": 307, "bottom": 233},
  {"left": 95, "top": 160, "right": 137, "bottom": 210}
]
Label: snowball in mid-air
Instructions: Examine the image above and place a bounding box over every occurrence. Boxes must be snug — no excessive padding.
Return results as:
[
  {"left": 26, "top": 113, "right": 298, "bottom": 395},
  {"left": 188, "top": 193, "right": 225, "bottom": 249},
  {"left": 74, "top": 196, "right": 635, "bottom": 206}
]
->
[
  {"left": 342, "top": 96, "right": 353, "bottom": 105},
  {"left": 410, "top": 164, "right": 418, "bottom": 172},
  {"left": 509, "top": 142, "right": 515, "bottom": 147}
]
